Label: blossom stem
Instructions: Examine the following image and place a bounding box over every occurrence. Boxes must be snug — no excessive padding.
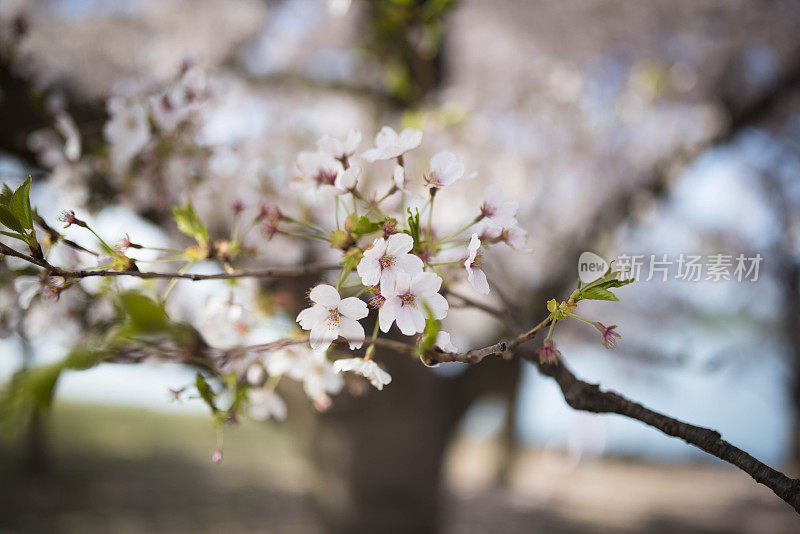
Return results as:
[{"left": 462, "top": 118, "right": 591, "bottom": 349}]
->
[
  {"left": 284, "top": 217, "right": 329, "bottom": 236},
  {"left": 282, "top": 231, "right": 330, "bottom": 241},
  {"left": 439, "top": 216, "right": 482, "bottom": 242},
  {"left": 427, "top": 191, "right": 435, "bottom": 241},
  {"left": 162, "top": 260, "right": 196, "bottom": 303},
  {"left": 565, "top": 311, "right": 595, "bottom": 326}
]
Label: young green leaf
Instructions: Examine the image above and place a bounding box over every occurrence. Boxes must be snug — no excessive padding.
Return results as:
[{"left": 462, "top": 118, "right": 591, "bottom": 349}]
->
[{"left": 172, "top": 201, "right": 209, "bottom": 246}]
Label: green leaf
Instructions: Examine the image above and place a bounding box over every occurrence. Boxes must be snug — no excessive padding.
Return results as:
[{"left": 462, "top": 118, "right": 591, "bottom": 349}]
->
[
  {"left": 9, "top": 177, "right": 33, "bottom": 230},
  {"left": 580, "top": 287, "right": 619, "bottom": 301},
  {"left": 118, "top": 292, "right": 170, "bottom": 334},
  {"left": 352, "top": 216, "right": 381, "bottom": 236},
  {"left": 576, "top": 270, "right": 634, "bottom": 302},
  {"left": 195, "top": 373, "right": 217, "bottom": 412},
  {"left": 406, "top": 208, "right": 421, "bottom": 243},
  {"left": 338, "top": 252, "right": 361, "bottom": 287},
  {"left": 0, "top": 184, "right": 13, "bottom": 206},
  {"left": 172, "top": 201, "right": 208, "bottom": 245},
  {"left": 417, "top": 303, "right": 440, "bottom": 356},
  {"left": 0, "top": 206, "right": 24, "bottom": 233}
]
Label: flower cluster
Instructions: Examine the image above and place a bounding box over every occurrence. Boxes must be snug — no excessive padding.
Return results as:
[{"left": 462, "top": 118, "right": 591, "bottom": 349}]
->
[{"left": 287, "top": 126, "right": 532, "bottom": 391}]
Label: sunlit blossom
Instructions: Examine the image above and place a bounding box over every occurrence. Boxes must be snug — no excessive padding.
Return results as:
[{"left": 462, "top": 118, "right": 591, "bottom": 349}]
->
[
  {"left": 464, "top": 233, "right": 490, "bottom": 294},
  {"left": 379, "top": 271, "right": 448, "bottom": 335},
  {"left": 362, "top": 126, "right": 422, "bottom": 162},
  {"left": 296, "top": 284, "right": 368, "bottom": 350},
  {"left": 318, "top": 129, "right": 361, "bottom": 161},
  {"left": 356, "top": 233, "right": 423, "bottom": 289}
]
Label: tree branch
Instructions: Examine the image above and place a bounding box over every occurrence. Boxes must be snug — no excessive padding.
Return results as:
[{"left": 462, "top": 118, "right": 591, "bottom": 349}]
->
[
  {"left": 525, "top": 349, "right": 800, "bottom": 513},
  {"left": 0, "top": 241, "right": 338, "bottom": 280}
]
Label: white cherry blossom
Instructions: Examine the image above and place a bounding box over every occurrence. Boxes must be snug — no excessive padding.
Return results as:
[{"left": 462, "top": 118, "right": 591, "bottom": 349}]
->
[
  {"left": 302, "top": 350, "right": 344, "bottom": 401},
  {"left": 478, "top": 219, "right": 533, "bottom": 252},
  {"left": 357, "top": 233, "right": 423, "bottom": 289},
  {"left": 296, "top": 284, "right": 368, "bottom": 350},
  {"left": 424, "top": 151, "right": 467, "bottom": 188},
  {"left": 317, "top": 129, "right": 361, "bottom": 160},
  {"left": 264, "top": 346, "right": 309, "bottom": 380},
  {"left": 247, "top": 388, "right": 287, "bottom": 421},
  {"left": 294, "top": 150, "right": 344, "bottom": 190},
  {"left": 480, "top": 184, "right": 519, "bottom": 227},
  {"left": 333, "top": 358, "right": 392, "bottom": 390},
  {"left": 436, "top": 331, "right": 458, "bottom": 353},
  {"left": 379, "top": 271, "right": 449, "bottom": 335},
  {"left": 318, "top": 165, "right": 361, "bottom": 198},
  {"left": 464, "top": 233, "right": 490, "bottom": 294},
  {"left": 362, "top": 126, "right": 422, "bottom": 162},
  {"left": 103, "top": 98, "right": 151, "bottom": 170}
]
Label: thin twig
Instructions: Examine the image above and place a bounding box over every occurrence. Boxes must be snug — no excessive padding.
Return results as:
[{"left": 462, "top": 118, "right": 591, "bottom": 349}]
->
[{"left": 0, "top": 241, "right": 338, "bottom": 280}]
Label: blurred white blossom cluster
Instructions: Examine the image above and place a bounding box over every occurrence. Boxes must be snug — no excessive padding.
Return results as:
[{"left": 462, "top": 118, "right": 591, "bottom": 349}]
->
[{"left": 242, "top": 125, "right": 532, "bottom": 415}]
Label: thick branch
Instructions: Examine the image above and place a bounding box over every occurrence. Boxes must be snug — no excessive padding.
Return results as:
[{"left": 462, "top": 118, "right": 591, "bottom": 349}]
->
[{"left": 526, "top": 351, "right": 800, "bottom": 513}]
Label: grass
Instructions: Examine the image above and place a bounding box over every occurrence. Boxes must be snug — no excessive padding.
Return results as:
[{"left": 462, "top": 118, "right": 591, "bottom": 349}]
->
[{"left": 0, "top": 402, "right": 321, "bottom": 534}]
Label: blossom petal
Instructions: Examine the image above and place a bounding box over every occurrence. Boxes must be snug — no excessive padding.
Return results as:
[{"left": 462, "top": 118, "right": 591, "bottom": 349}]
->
[
  {"left": 336, "top": 166, "right": 360, "bottom": 190},
  {"left": 468, "top": 267, "right": 491, "bottom": 295},
  {"left": 396, "top": 305, "right": 424, "bottom": 335},
  {"left": 385, "top": 232, "right": 414, "bottom": 256},
  {"left": 395, "top": 254, "right": 424, "bottom": 276},
  {"left": 356, "top": 256, "right": 381, "bottom": 286},
  {"left": 430, "top": 150, "right": 457, "bottom": 173},
  {"left": 296, "top": 304, "right": 328, "bottom": 330},
  {"left": 309, "top": 284, "right": 340, "bottom": 307},
  {"left": 411, "top": 271, "right": 442, "bottom": 296},
  {"left": 338, "top": 317, "right": 365, "bottom": 349},
  {"left": 436, "top": 331, "right": 458, "bottom": 353},
  {"left": 309, "top": 322, "right": 338, "bottom": 351},
  {"left": 374, "top": 126, "right": 398, "bottom": 150},
  {"left": 424, "top": 292, "right": 449, "bottom": 320},
  {"left": 379, "top": 297, "right": 401, "bottom": 332},
  {"left": 361, "top": 148, "right": 383, "bottom": 163},
  {"left": 398, "top": 128, "right": 422, "bottom": 150},
  {"left": 338, "top": 297, "right": 368, "bottom": 320}
]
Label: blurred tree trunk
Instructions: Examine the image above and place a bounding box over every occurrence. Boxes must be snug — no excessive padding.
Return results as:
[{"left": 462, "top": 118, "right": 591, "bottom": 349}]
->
[{"left": 310, "top": 322, "right": 519, "bottom": 534}]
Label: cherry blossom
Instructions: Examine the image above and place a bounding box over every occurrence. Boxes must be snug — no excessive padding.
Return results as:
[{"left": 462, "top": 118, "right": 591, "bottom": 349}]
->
[
  {"left": 356, "top": 233, "right": 423, "bottom": 289},
  {"left": 294, "top": 150, "right": 344, "bottom": 189},
  {"left": 480, "top": 184, "right": 518, "bottom": 227},
  {"left": 247, "top": 388, "right": 287, "bottom": 421},
  {"left": 362, "top": 126, "right": 422, "bottom": 162},
  {"left": 317, "top": 129, "right": 361, "bottom": 161},
  {"left": 593, "top": 322, "right": 622, "bottom": 349},
  {"left": 333, "top": 358, "right": 392, "bottom": 390},
  {"left": 379, "top": 271, "right": 449, "bottom": 335},
  {"left": 103, "top": 97, "right": 151, "bottom": 170},
  {"left": 435, "top": 331, "right": 458, "bottom": 353},
  {"left": 318, "top": 165, "right": 361, "bottom": 198},
  {"left": 296, "top": 284, "right": 368, "bottom": 350},
  {"left": 302, "top": 350, "right": 344, "bottom": 401},
  {"left": 478, "top": 219, "right": 532, "bottom": 252},
  {"left": 424, "top": 151, "right": 467, "bottom": 188},
  {"left": 264, "top": 346, "right": 309, "bottom": 380},
  {"left": 464, "top": 233, "right": 490, "bottom": 294}
]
